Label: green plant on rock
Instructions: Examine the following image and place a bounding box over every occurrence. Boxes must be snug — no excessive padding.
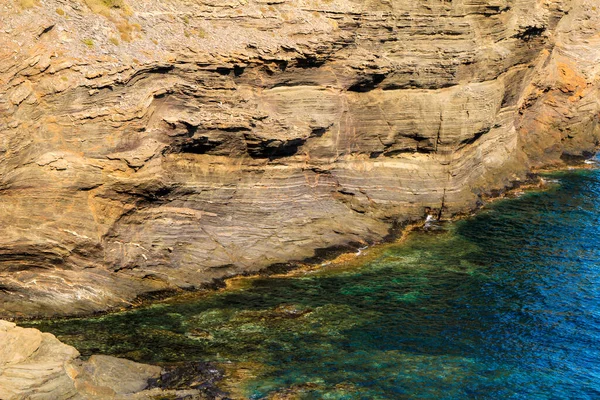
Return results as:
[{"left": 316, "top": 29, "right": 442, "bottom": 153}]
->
[
  {"left": 84, "top": 0, "right": 132, "bottom": 16},
  {"left": 19, "top": 0, "right": 39, "bottom": 9},
  {"left": 83, "top": 0, "right": 141, "bottom": 42}
]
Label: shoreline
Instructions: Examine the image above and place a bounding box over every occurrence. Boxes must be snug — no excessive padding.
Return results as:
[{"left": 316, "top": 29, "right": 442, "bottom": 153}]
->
[
  {"left": 17, "top": 156, "right": 598, "bottom": 325},
  {"left": 14, "top": 157, "right": 598, "bottom": 399}
]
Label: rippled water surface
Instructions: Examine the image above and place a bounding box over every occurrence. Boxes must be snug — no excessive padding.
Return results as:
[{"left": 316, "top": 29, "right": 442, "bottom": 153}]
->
[{"left": 25, "top": 166, "right": 600, "bottom": 399}]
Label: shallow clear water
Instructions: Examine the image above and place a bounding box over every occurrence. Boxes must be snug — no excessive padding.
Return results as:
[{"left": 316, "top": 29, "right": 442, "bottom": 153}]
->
[{"left": 23, "top": 166, "right": 600, "bottom": 399}]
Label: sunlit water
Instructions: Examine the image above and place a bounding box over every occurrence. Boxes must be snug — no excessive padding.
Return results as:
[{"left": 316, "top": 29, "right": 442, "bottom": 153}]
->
[{"left": 23, "top": 166, "right": 600, "bottom": 399}]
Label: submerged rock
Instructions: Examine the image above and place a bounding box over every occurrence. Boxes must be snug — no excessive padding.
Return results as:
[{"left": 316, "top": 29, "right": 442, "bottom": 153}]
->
[{"left": 148, "top": 362, "right": 230, "bottom": 399}]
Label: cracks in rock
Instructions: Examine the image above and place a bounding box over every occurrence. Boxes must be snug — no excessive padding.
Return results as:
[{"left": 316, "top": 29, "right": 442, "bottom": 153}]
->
[
  {"left": 125, "top": 185, "right": 177, "bottom": 203},
  {"left": 305, "top": 166, "right": 331, "bottom": 176},
  {"left": 437, "top": 188, "right": 446, "bottom": 221},
  {"left": 514, "top": 26, "right": 546, "bottom": 42},
  {"left": 244, "top": 136, "right": 305, "bottom": 160},
  {"left": 295, "top": 55, "right": 325, "bottom": 69},
  {"left": 310, "top": 123, "right": 333, "bottom": 138},
  {"left": 123, "top": 64, "right": 175, "bottom": 87},
  {"left": 0, "top": 284, "right": 15, "bottom": 294},
  {"left": 435, "top": 113, "right": 443, "bottom": 152},
  {"left": 347, "top": 73, "right": 387, "bottom": 93},
  {"left": 0, "top": 250, "right": 66, "bottom": 271},
  {"left": 480, "top": 5, "right": 512, "bottom": 16},
  {"left": 37, "top": 24, "right": 55, "bottom": 38},
  {"left": 171, "top": 137, "right": 220, "bottom": 155},
  {"left": 77, "top": 183, "right": 103, "bottom": 192},
  {"left": 163, "top": 118, "right": 249, "bottom": 156},
  {"left": 456, "top": 126, "right": 491, "bottom": 151}
]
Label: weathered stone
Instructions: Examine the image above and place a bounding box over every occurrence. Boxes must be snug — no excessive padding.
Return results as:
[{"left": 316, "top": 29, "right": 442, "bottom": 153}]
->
[
  {"left": 0, "top": 320, "right": 180, "bottom": 399},
  {"left": 0, "top": 0, "right": 598, "bottom": 318}
]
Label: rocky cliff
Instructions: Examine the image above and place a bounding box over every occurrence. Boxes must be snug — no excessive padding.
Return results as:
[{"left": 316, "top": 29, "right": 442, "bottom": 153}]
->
[{"left": 0, "top": 0, "right": 598, "bottom": 318}]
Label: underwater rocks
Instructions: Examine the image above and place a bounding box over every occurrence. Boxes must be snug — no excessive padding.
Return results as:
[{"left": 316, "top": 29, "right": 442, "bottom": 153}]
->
[
  {"left": 0, "top": 0, "right": 599, "bottom": 317},
  {"left": 148, "top": 361, "right": 230, "bottom": 399}
]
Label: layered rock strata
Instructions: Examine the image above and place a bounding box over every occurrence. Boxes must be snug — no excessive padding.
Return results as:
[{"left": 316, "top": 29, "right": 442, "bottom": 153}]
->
[{"left": 0, "top": 0, "right": 598, "bottom": 317}]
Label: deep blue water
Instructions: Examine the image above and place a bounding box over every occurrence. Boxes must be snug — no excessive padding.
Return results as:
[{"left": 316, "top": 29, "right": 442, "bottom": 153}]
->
[{"left": 24, "top": 165, "right": 600, "bottom": 399}]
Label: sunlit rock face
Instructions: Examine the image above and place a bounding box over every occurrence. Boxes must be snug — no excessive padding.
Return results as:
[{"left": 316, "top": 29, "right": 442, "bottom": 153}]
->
[
  {"left": 0, "top": 320, "right": 164, "bottom": 399},
  {"left": 0, "top": 0, "right": 598, "bottom": 317}
]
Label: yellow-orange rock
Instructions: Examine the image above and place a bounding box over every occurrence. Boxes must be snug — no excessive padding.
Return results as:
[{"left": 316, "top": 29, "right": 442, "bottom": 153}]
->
[{"left": 0, "top": 0, "right": 598, "bottom": 317}]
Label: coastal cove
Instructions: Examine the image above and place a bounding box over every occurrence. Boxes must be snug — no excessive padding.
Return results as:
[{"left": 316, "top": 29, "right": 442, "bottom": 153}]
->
[
  {"left": 3, "top": 1, "right": 600, "bottom": 398},
  {"left": 22, "top": 163, "right": 600, "bottom": 399}
]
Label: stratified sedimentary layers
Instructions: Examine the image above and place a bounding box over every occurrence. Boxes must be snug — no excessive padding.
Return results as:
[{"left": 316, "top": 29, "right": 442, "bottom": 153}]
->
[{"left": 0, "top": 0, "right": 598, "bottom": 317}]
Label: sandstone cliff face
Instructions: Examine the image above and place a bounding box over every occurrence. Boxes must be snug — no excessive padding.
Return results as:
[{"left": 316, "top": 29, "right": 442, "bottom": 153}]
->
[{"left": 0, "top": 0, "right": 598, "bottom": 317}]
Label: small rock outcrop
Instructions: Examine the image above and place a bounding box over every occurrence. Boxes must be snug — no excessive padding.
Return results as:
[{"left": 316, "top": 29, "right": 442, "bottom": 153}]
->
[
  {"left": 0, "top": 0, "right": 599, "bottom": 317},
  {"left": 0, "top": 320, "right": 169, "bottom": 399}
]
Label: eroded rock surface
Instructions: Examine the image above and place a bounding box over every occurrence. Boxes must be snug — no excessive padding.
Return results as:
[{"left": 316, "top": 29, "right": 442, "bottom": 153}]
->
[
  {"left": 0, "top": 320, "right": 182, "bottom": 399},
  {"left": 0, "top": 0, "right": 598, "bottom": 317}
]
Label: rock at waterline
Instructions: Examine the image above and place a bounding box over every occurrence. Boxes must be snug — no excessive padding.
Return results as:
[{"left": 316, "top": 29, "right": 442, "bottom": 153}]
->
[{"left": 0, "top": 320, "right": 168, "bottom": 399}]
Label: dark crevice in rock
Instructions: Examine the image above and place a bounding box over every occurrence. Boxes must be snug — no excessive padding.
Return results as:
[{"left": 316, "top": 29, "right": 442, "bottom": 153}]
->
[
  {"left": 382, "top": 80, "right": 460, "bottom": 91},
  {"left": 220, "top": 126, "right": 252, "bottom": 133},
  {"left": 457, "top": 127, "right": 491, "bottom": 149},
  {"left": 560, "top": 152, "right": 598, "bottom": 163},
  {"left": 501, "top": 87, "right": 518, "bottom": 108},
  {"left": 110, "top": 185, "right": 177, "bottom": 205},
  {"left": 233, "top": 65, "right": 245, "bottom": 77},
  {"left": 276, "top": 60, "right": 288, "bottom": 71},
  {"left": 153, "top": 90, "right": 172, "bottom": 99},
  {"left": 181, "top": 121, "right": 198, "bottom": 137},
  {"left": 435, "top": 114, "right": 443, "bottom": 151},
  {"left": 437, "top": 188, "right": 447, "bottom": 220},
  {"left": 369, "top": 145, "right": 435, "bottom": 158},
  {"left": 514, "top": 26, "right": 546, "bottom": 41},
  {"left": 244, "top": 135, "right": 305, "bottom": 159},
  {"left": 337, "top": 188, "right": 355, "bottom": 196},
  {"left": 0, "top": 252, "right": 66, "bottom": 269},
  {"left": 295, "top": 56, "right": 325, "bottom": 69},
  {"left": 215, "top": 67, "right": 231, "bottom": 76},
  {"left": 310, "top": 123, "right": 333, "bottom": 138},
  {"left": 482, "top": 5, "right": 512, "bottom": 16},
  {"left": 347, "top": 74, "right": 386, "bottom": 92},
  {"left": 125, "top": 65, "right": 175, "bottom": 86},
  {"left": 208, "top": 263, "right": 236, "bottom": 270},
  {"left": 271, "top": 80, "right": 322, "bottom": 88},
  {"left": 381, "top": 148, "right": 411, "bottom": 157},
  {"left": 174, "top": 137, "right": 221, "bottom": 154},
  {"left": 0, "top": 284, "right": 15, "bottom": 294},
  {"left": 78, "top": 183, "right": 103, "bottom": 192},
  {"left": 38, "top": 24, "right": 55, "bottom": 38},
  {"left": 165, "top": 122, "right": 245, "bottom": 155},
  {"left": 304, "top": 166, "right": 331, "bottom": 175}
]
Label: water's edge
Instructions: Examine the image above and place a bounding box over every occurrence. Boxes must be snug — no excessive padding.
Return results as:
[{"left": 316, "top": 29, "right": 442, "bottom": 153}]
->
[
  {"left": 20, "top": 157, "right": 600, "bottom": 399},
  {"left": 12, "top": 163, "right": 572, "bottom": 324}
]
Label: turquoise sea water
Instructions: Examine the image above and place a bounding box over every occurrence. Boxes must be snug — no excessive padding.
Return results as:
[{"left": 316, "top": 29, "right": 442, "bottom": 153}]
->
[{"left": 24, "top": 165, "right": 600, "bottom": 399}]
